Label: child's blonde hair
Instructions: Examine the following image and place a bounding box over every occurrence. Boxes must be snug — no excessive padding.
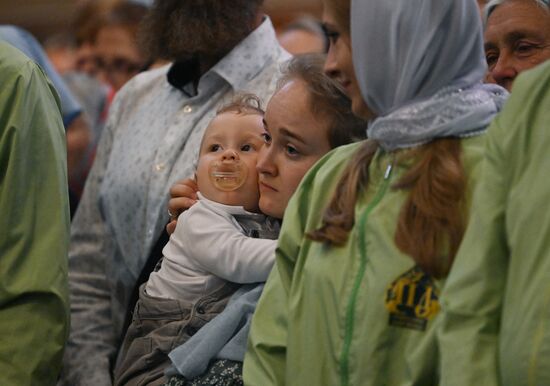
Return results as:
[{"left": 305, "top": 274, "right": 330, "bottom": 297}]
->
[{"left": 216, "top": 93, "right": 264, "bottom": 116}]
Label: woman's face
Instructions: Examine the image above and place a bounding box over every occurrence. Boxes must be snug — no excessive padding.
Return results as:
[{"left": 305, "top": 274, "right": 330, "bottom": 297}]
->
[
  {"left": 322, "top": 7, "right": 373, "bottom": 119},
  {"left": 257, "top": 79, "right": 332, "bottom": 219},
  {"left": 95, "top": 25, "right": 143, "bottom": 91}
]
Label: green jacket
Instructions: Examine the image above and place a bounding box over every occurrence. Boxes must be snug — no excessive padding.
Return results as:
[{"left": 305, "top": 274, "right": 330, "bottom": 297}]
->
[
  {"left": 439, "top": 62, "right": 550, "bottom": 386},
  {"left": 0, "top": 42, "right": 70, "bottom": 385},
  {"left": 245, "top": 135, "right": 486, "bottom": 386}
]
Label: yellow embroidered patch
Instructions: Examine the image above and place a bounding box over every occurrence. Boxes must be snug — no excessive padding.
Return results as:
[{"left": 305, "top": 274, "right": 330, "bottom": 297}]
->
[{"left": 385, "top": 266, "right": 440, "bottom": 331}]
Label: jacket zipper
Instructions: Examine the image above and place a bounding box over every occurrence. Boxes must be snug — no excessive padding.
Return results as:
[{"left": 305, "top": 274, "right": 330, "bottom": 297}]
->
[{"left": 340, "top": 161, "right": 394, "bottom": 386}]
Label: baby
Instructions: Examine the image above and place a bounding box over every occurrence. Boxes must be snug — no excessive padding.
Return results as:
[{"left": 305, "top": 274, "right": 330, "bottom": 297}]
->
[{"left": 114, "top": 94, "right": 278, "bottom": 386}]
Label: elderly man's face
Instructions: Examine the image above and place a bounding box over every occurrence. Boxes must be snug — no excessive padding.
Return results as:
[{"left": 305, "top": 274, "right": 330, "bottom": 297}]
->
[{"left": 484, "top": 0, "right": 550, "bottom": 91}]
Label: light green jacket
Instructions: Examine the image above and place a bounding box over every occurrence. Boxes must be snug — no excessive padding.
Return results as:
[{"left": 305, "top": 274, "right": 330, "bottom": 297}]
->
[
  {"left": 245, "top": 135, "right": 486, "bottom": 386},
  {"left": 0, "top": 42, "right": 70, "bottom": 385},
  {"left": 439, "top": 62, "right": 550, "bottom": 386}
]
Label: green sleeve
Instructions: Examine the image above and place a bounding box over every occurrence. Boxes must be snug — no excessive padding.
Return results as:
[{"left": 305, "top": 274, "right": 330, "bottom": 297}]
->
[
  {"left": 438, "top": 108, "right": 509, "bottom": 386},
  {"left": 0, "top": 53, "right": 70, "bottom": 385},
  {"left": 244, "top": 182, "right": 308, "bottom": 385}
]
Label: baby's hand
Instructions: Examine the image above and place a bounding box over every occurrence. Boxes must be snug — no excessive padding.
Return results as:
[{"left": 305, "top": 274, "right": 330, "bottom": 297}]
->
[{"left": 166, "top": 178, "right": 198, "bottom": 234}]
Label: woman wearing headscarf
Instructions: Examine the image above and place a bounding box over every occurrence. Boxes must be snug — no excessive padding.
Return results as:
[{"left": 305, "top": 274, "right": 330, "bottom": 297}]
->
[{"left": 244, "top": 0, "right": 507, "bottom": 385}]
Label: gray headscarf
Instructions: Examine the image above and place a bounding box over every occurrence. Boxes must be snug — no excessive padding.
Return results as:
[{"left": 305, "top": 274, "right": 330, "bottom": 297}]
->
[{"left": 351, "top": 0, "right": 508, "bottom": 151}]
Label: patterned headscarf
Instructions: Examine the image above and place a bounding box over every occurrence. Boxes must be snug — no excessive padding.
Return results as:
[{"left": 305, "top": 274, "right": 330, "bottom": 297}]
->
[{"left": 351, "top": 0, "right": 508, "bottom": 151}]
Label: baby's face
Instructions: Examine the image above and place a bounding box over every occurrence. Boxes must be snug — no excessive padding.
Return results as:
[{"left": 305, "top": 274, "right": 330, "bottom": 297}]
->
[{"left": 196, "top": 111, "right": 264, "bottom": 212}]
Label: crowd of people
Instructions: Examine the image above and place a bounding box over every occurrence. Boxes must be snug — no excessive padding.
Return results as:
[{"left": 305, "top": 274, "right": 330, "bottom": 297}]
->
[{"left": 1, "top": 0, "right": 549, "bottom": 385}]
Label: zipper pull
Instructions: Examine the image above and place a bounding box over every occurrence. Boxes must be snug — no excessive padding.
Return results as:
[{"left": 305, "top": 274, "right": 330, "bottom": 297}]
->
[{"left": 384, "top": 163, "right": 393, "bottom": 180}]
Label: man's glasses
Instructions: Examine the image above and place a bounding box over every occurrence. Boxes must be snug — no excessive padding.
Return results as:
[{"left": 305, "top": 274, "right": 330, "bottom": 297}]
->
[{"left": 96, "top": 57, "right": 144, "bottom": 75}]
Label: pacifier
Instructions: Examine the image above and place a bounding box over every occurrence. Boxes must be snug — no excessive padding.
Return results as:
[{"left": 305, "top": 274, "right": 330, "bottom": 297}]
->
[{"left": 208, "top": 158, "right": 248, "bottom": 192}]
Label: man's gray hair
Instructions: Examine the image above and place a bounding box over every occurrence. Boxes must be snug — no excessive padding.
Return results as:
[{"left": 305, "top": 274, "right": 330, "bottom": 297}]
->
[{"left": 484, "top": 0, "right": 550, "bottom": 26}]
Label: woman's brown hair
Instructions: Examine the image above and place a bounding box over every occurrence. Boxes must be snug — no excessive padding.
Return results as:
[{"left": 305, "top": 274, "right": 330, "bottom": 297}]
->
[
  {"left": 278, "top": 53, "right": 366, "bottom": 148},
  {"left": 309, "top": 137, "right": 467, "bottom": 278}
]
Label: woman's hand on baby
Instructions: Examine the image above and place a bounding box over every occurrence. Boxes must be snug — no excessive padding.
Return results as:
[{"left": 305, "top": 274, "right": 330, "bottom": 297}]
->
[{"left": 166, "top": 178, "right": 199, "bottom": 234}]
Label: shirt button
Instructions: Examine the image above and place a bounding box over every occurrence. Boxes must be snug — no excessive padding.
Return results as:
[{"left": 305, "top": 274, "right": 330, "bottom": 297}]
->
[
  {"left": 183, "top": 105, "right": 193, "bottom": 113},
  {"left": 154, "top": 163, "right": 165, "bottom": 172}
]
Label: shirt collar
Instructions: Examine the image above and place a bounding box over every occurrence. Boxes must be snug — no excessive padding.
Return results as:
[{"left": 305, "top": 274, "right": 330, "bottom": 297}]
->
[
  {"left": 166, "top": 57, "right": 200, "bottom": 96},
  {"left": 166, "top": 16, "right": 282, "bottom": 95}
]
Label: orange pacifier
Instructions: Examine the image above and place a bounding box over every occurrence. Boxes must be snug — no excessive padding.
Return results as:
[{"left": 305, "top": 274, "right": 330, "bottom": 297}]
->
[{"left": 208, "top": 152, "right": 248, "bottom": 192}]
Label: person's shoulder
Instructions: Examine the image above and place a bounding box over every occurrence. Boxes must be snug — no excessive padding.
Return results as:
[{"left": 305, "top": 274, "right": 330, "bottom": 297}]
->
[
  {"left": 325, "top": 141, "right": 365, "bottom": 161},
  {"left": 133, "top": 63, "right": 171, "bottom": 86},
  {"left": 488, "top": 61, "right": 550, "bottom": 147},
  {"left": 460, "top": 133, "right": 486, "bottom": 158},
  {"left": 233, "top": 17, "right": 290, "bottom": 99},
  {"left": 511, "top": 60, "right": 550, "bottom": 98},
  {"left": 178, "top": 199, "right": 236, "bottom": 237},
  {"left": 244, "top": 16, "right": 290, "bottom": 65},
  {"left": 498, "top": 61, "right": 550, "bottom": 121},
  {"left": 312, "top": 142, "right": 364, "bottom": 178},
  {"left": 493, "top": 62, "right": 550, "bottom": 161},
  {"left": 0, "top": 25, "right": 35, "bottom": 58},
  {"left": 108, "top": 63, "right": 172, "bottom": 117},
  {"left": 186, "top": 198, "right": 240, "bottom": 220},
  {"left": 457, "top": 134, "right": 487, "bottom": 184},
  {"left": 295, "top": 141, "right": 365, "bottom": 198},
  {"left": 114, "top": 63, "right": 171, "bottom": 102},
  {"left": 0, "top": 41, "right": 38, "bottom": 79},
  {"left": 283, "top": 142, "right": 365, "bottom": 231},
  {"left": 0, "top": 42, "right": 57, "bottom": 109},
  {"left": 191, "top": 197, "right": 249, "bottom": 221}
]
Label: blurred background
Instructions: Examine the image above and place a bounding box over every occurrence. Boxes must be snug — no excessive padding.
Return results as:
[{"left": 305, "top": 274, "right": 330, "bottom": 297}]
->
[
  {"left": 0, "top": 0, "right": 324, "bottom": 216},
  {"left": 0, "top": 0, "right": 322, "bottom": 41}
]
